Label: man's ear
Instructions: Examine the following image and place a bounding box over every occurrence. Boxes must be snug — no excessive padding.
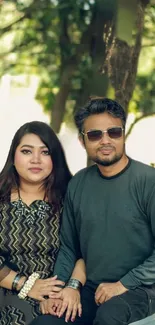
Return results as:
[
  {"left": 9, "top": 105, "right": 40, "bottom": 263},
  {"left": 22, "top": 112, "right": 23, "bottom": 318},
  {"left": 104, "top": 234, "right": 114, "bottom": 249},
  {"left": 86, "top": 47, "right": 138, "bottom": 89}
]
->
[{"left": 78, "top": 134, "right": 85, "bottom": 149}]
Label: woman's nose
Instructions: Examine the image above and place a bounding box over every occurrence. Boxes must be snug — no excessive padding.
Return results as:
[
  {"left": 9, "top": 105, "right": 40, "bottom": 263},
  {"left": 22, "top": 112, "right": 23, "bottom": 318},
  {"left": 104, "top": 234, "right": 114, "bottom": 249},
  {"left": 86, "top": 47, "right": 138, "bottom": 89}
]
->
[{"left": 31, "top": 152, "right": 41, "bottom": 163}]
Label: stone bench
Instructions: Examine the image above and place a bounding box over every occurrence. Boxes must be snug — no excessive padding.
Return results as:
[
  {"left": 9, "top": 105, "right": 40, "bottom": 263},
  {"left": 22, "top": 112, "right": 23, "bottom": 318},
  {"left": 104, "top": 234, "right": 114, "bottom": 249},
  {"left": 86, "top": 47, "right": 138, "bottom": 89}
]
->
[{"left": 130, "top": 314, "right": 155, "bottom": 325}]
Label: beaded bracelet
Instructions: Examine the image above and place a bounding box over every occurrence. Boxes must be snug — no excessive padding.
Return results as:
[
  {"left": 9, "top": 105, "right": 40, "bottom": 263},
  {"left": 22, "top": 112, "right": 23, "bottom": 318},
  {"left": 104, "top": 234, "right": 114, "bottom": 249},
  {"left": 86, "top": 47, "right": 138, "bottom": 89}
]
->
[
  {"left": 19, "top": 277, "right": 27, "bottom": 291},
  {"left": 18, "top": 272, "right": 40, "bottom": 299},
  {"left": 12, "top": 273, "right": 23, "bottom": 291},
  {"left": 66, "top": 278, "right": 82, "bottom": 291}
]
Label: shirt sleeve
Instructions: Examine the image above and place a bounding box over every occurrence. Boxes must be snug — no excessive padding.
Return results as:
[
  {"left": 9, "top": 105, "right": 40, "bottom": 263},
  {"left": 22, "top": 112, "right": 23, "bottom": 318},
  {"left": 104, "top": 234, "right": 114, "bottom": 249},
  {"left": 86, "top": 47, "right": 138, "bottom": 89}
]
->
[
  {"left": 53, "top": 185, "right": 82, "bottom": 282},
  {"left": 120, "top": 182, "right": 155, "bottom": 289}
]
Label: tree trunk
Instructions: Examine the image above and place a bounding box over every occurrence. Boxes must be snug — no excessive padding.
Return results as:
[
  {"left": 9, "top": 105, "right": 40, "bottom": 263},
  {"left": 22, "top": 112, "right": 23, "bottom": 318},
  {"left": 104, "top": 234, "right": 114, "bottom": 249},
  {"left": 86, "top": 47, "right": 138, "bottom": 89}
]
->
[
  {"left": 105, "top": 0, "right": 149, "bottom": 113},
  {"left": 51, "top": 0, "right": 115, "bottom": 134},
  {"left": 74, "top": 5, "right": 114, "bottom": 167},
  {"left": 50, "top": 65, "right": 74, "bottom": 133}
]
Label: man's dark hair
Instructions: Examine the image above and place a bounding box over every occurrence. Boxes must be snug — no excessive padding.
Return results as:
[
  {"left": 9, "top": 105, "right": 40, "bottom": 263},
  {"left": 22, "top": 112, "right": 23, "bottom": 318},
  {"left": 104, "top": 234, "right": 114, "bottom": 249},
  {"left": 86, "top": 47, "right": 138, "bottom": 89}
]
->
[{"left": 74, "top": 97, "right": 126, "bottom": 133}]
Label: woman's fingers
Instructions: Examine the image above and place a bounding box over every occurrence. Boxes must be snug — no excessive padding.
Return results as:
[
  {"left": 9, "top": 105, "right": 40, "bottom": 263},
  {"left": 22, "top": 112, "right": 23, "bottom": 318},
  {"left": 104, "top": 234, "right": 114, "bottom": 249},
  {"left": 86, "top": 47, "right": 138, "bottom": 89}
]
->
[
  {"left": 55, "top": 301, "right": 62, "bottom": 314},
  {"left": 43, "top": 277, "right": 65, "bottom": 286},
  {"left": 28, "top": 277, "right": 64, "bottom": 301},
  {"left": 40, "top": 286, "right": 62, "bottom": 294},
  {"left": 65, "top": 302, "right": 74, "bottom": 323},
  {"left": 42, "top": 281, "right": 64, "bottom": 288},
  {"left": 40, "top": 302, "right": 44, "bottom": 314},
  {"left": 49, "top": 286, "right": 62, "bottom": 292},
  {"left": 49, "top": 291, "right": 62, "bottom": 299},
  {"left": 57, "top": 300, "right": 68, "bottom": 318},
  {"left": 40, "top": 300, "right": 47, "bottom": 314},
  {"left": 78, "top": 303, "right": 82, "bottom": 317}
]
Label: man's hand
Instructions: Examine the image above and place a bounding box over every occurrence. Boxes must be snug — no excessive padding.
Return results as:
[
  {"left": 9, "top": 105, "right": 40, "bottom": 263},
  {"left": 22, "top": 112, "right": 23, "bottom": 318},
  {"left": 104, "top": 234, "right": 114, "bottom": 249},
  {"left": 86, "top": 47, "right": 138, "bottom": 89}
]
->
[
  {"left": 40, "top": 298, "right": 62, "bottom": 315},
  {"left": 95, "top": 281, "right": 128, "bottom": 305},
  {"left": 50, "top": 287, "right": 82, "bottom": 322}
]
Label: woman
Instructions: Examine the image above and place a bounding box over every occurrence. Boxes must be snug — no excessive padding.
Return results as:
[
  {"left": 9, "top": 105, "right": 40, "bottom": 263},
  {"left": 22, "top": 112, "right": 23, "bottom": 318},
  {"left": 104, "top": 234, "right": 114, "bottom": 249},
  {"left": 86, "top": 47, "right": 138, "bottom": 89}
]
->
[{"left": 0, "top": 121, "right": 85, "bottom": 325}]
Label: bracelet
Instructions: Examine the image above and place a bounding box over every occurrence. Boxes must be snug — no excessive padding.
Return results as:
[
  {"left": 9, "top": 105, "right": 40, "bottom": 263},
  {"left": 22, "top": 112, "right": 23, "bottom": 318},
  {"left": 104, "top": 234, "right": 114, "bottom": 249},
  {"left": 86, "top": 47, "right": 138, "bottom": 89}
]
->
[
  {"left": 18, "top": 272, "right": 40, "bottom": 299},
  {"left": 12, "top": 273, "right": 23, "bottom": 291},
  {"left": 19, "top": 277, "right": 27, "bottom": 291},
  {"left": 66, "top": 278, "right": 82, "bottom": 291}
]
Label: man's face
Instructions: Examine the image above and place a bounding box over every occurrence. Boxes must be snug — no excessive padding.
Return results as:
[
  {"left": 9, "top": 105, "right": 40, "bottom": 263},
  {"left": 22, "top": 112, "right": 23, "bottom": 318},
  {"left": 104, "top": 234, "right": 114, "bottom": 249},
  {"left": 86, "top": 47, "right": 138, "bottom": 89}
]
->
[{"left": 80, "top": 112, "right": 125, "bottom": 167}]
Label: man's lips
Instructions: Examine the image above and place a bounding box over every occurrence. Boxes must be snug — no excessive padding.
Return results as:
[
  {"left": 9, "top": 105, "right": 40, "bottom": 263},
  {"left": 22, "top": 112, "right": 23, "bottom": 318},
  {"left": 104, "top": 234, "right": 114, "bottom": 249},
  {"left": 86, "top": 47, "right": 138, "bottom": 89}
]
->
[{"left": 98, "top": 147, "right": 114, "bottom": 155}]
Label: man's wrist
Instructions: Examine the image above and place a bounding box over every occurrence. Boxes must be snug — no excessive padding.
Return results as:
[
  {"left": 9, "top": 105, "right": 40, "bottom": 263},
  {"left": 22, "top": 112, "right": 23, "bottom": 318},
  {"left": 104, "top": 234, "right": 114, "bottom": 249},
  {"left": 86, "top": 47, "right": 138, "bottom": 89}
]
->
[{"left": 117, "top": 281, "right": 128, "bottom": 293}]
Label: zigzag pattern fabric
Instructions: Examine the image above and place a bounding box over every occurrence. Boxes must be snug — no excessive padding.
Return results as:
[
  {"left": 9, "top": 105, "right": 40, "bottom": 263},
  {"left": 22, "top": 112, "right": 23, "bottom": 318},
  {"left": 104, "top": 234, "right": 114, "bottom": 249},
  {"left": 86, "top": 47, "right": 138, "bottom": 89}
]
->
[{"left": 0, "top": 199, "right": 61, "bottom": 324}]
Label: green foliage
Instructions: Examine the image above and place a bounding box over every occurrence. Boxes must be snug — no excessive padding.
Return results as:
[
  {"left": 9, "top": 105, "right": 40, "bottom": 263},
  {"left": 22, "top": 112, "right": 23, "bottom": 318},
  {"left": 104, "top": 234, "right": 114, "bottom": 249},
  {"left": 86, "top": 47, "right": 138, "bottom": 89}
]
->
[
  {"left": 0, "top": 0, "right": 154, "bottom": 131},
  {"left": 128, "top": 4, "right": 155, "bottom": 116},
  {"left": 143, "top": 4, "right": 155, "bottom": 43},
  {"left": 132, "top": 69, "right": 155, "bottom": 114}
]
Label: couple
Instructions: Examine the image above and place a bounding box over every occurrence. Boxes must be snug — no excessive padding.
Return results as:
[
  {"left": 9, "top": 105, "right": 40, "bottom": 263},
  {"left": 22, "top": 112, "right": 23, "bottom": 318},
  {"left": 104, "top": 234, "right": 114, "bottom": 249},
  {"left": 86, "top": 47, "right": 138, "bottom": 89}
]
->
[{"left": 1, "top": 98, "right": 155, "bottom": 325}]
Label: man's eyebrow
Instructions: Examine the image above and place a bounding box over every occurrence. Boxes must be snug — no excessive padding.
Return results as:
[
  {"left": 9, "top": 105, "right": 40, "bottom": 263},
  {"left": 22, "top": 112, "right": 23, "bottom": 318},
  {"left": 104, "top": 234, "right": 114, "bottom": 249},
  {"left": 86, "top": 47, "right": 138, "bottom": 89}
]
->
[{"left": 20, "top": 144, "right": 47, "bottom": 148}]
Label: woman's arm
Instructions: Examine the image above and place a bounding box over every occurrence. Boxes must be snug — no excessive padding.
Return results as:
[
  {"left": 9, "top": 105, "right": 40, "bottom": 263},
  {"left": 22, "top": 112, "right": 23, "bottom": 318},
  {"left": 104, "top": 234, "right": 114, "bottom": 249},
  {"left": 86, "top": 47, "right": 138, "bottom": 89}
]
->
[
  {"left": 0, "top": 269, "right": 26, "bottom": 291},
  {"left": 48, "top": 259, "right": 86, "bottom": 322},
  {"left": 0, "top": 268, "right": 64, "bottom": 301}
]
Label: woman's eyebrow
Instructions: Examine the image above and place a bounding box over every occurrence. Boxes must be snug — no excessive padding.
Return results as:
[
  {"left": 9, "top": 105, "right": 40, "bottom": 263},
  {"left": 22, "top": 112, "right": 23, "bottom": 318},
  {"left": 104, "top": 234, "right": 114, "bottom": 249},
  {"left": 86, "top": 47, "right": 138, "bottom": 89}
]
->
[{"left": 20, "top": 144, "right": 47, "bottom": 148}]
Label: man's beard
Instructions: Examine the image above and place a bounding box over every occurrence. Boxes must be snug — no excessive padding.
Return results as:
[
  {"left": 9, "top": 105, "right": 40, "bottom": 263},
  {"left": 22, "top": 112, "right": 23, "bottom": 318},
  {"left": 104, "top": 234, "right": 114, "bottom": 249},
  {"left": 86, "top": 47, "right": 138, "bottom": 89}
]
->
[{"left": 92, "top": 152, "right": 124, "bottom": 167}]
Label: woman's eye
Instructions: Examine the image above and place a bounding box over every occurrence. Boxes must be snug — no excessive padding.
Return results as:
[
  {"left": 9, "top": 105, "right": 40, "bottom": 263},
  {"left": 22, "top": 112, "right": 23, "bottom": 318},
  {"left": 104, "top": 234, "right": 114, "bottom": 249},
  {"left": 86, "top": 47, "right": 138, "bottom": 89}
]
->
[
  {"left": 42, "top": 150, "right": 50, "bottom": 155},
  {"left": 21, "top": 149, "right": 31, "bottom": 154}
]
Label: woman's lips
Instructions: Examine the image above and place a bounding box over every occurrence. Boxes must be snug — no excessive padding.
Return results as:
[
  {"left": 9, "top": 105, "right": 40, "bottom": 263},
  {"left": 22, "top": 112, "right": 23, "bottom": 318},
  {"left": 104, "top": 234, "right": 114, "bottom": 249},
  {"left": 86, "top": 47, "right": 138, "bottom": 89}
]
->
[{"left": 29, "top": 168, "right": 42, "bottom": 173}]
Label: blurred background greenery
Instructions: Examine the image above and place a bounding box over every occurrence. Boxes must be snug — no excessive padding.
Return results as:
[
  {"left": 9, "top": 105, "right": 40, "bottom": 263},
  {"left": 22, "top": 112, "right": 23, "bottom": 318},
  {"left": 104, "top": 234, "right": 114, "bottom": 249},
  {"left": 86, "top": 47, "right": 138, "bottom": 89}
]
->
[{"left": 0, "top": 0, "right": 155, "bottom": 171}]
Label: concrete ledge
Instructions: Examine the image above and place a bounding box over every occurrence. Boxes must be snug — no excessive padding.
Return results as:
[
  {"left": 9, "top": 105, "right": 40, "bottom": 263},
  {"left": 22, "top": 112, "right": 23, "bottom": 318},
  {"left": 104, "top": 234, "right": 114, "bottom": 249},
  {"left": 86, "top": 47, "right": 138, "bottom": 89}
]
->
[{"left": 130, "top": 314, "right": 155, "bottom": 325}]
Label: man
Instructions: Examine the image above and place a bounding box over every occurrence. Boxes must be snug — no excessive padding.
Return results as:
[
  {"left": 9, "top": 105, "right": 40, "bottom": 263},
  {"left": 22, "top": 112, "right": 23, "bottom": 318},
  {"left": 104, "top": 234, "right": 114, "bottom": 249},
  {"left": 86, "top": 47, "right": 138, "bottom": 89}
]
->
[{"left": 32, "top": 98, "right": 155, "bottom": 325}]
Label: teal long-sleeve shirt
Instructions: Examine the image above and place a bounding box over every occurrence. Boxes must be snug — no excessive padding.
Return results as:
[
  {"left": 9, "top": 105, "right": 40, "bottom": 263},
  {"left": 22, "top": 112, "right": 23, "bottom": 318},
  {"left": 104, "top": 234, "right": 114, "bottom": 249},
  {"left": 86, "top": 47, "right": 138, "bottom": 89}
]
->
[{"left": 54, "top": 159, "right": 155, "bottom": 289}]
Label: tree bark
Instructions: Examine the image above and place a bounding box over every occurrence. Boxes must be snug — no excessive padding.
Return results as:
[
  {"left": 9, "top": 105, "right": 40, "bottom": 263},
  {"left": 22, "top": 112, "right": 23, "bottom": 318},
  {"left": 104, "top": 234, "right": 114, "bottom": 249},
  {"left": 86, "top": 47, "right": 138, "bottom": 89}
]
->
[
  {"left": 51, "top": 0, "right": 115, "bottom": 133},
  {"left": 50, "top": 64, "right": 74, "bottom": 133},
  {"left": 105, "top": 0, "right": 149, "bottom": 113}
]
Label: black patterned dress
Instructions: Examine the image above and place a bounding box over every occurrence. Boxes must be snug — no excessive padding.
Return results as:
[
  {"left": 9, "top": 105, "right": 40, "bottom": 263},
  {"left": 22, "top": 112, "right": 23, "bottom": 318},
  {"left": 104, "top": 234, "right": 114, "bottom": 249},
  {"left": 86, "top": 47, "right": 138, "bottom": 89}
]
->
[{"left": 0, "top": 199, "right": 61, "bottom": 325}]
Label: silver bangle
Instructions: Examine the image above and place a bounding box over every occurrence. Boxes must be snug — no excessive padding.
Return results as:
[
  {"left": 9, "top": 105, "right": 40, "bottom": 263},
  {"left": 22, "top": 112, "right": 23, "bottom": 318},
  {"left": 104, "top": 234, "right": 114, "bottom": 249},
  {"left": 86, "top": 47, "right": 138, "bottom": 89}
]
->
[
  {"left": 12, "top": 273, "right": 23, "bottom": 291},
  {"left": 66, "top": 278, "right": 82, "bottom": 291}
]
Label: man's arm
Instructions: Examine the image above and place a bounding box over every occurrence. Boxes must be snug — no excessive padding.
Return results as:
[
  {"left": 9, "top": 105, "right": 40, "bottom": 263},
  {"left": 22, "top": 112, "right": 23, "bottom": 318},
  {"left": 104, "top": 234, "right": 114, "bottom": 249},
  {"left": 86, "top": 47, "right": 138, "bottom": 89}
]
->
[
  {"left": 95, "top": 180, "right": 155, "bottom": 304},
  {"left": 120, "top": 245, "right": 155, "bottom": 289},
  {"left": 54, "top": 185, "right": 82, "bottom": 282},
  {"left": 120, "top": 183, "right": 155, "bottom": 289}
]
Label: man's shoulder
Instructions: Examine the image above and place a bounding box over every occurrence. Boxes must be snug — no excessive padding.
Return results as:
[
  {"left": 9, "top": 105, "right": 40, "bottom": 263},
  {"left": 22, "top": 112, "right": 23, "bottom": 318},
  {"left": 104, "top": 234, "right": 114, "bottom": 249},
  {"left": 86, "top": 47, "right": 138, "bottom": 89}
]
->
[
  {"left": 68, "top": 165, "right": 97, "bottom": 188},
  {"left": 73, "top": 164, "right": 96, "bottom": 180},
  {"left": 131, "top": 159, "right": 155, "bottom": 176},
  {"left": 130, "top": 159, "right": 155, "bottom": 188}
]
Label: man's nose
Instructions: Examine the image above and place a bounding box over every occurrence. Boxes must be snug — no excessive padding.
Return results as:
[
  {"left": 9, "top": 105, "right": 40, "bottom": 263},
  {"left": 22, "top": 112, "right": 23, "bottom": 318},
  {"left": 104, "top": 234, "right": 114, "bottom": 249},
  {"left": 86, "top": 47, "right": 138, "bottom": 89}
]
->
[{"left": 99, "top": 131, "right": 110, "bottom": 144}]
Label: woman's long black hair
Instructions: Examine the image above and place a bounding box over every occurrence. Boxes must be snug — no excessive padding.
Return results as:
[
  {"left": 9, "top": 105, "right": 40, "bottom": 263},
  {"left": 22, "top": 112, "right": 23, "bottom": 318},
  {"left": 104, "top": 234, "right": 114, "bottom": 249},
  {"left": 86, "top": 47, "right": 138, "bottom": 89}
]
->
[{"left": 0, "top": 121, "right": 72, "bottom": 211}]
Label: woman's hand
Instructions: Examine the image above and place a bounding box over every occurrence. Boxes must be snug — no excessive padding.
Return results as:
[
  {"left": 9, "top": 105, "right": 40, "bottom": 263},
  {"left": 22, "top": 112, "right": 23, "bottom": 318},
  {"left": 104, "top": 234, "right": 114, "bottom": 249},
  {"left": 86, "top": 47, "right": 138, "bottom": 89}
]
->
[
  {"left": 50, "top": 287, "right": 82, "bottom": 322},
  {"left": 40, "top": 298, "right": 63, "bottom": 315},
  {"left": 28, "top": 275, "right": 64, "bottom": 301}
]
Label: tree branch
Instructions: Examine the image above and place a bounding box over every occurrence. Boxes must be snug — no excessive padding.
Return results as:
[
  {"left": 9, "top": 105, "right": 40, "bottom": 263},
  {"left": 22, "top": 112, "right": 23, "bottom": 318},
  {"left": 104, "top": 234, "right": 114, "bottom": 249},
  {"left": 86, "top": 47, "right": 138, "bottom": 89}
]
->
[
  {"left": 142, "top": 43, "right": 155, "bottom": 47},
  {"left": 0, "top": 1, "right": 41, "bottom": 36},
  {"left": 0, "top": 15, "right": 26, "bottom": 36}
]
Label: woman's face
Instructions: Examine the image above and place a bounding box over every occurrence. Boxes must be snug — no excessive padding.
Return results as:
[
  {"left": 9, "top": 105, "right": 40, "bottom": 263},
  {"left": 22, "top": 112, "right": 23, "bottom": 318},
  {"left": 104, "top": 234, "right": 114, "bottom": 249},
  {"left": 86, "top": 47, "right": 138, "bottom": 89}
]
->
[{"left": 14, "top": 133, "right": 53, "bottom": 186}]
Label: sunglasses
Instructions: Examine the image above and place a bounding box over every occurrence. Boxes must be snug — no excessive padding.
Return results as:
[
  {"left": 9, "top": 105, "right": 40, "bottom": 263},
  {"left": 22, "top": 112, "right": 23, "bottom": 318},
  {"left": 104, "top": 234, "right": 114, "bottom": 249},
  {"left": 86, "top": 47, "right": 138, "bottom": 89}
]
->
[{"left": 81, "top": 127, "right": 124, "bottom": 141}]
